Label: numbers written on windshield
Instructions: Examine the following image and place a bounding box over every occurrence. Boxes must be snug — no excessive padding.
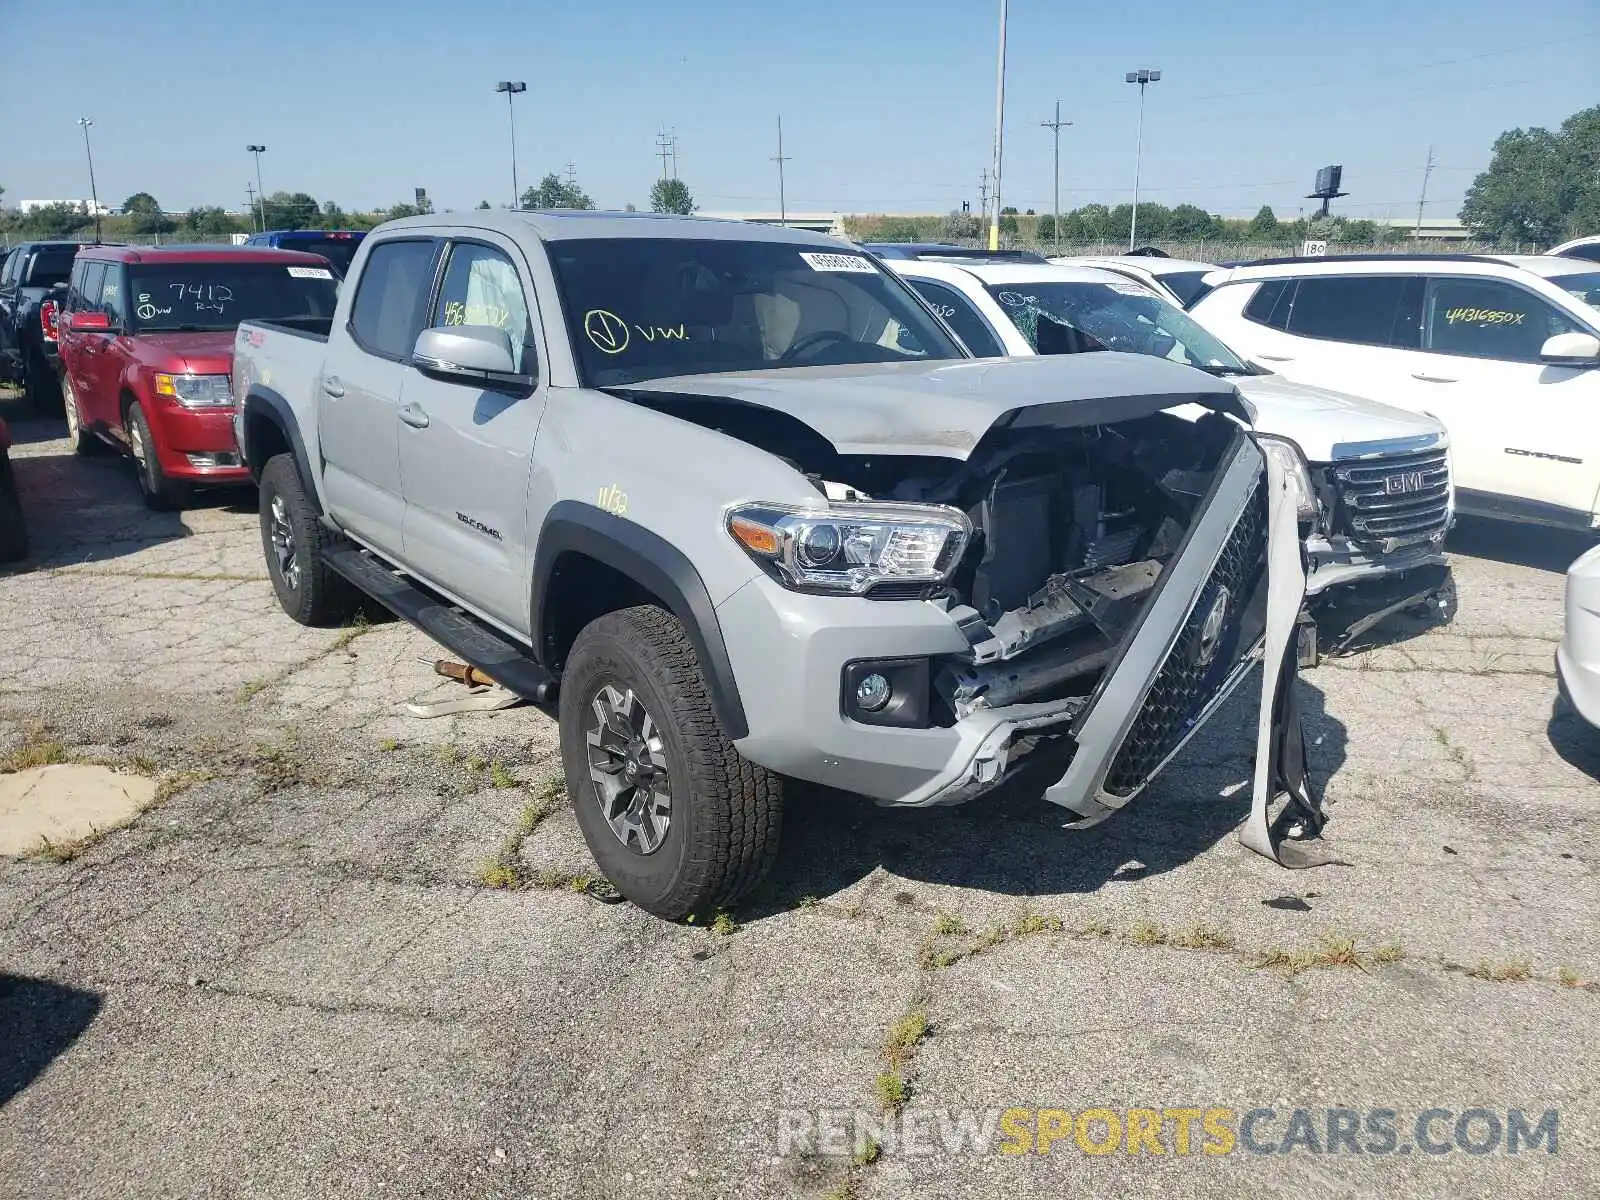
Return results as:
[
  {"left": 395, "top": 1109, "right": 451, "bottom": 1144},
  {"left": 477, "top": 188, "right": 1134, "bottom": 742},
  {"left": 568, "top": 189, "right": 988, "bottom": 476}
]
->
[{"left": 169, "top": 282, "right": 234, "bottom": 314}]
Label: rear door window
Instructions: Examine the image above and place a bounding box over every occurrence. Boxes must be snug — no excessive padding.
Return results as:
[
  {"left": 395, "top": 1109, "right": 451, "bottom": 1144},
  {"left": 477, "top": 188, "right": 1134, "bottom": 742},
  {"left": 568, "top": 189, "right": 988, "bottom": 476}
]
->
[
  {"left": 347, "top": 239, "right": 439, "bottom": 360},
  {"left": 1242, "top": 279, "right": 1292, "bottom": 330},
  {"left": 79, "top": 263, "right": 107, "bottom": 317},
  {"left": 99, "top": 266, "right": 128, "bottom": 328},
  {"left": 1422, "top": 277, "right": 1581, "bottom": 364},
  {"left": 1285, "top": 275, "right": 1422, "bottom": 348},
  {"left": 905, "top": 280, "right": 1006, "bottom": 357}
]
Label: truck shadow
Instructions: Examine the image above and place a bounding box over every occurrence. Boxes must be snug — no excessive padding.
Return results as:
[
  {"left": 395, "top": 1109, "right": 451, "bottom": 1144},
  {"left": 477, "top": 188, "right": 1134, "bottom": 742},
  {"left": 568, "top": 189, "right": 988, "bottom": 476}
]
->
[
  {"left": 1546, "top": 699, "right": 1600, "bottom": 780},
  {"left": 0, "top": 974, "right": 102, "bottom": 1109},
  {"left": 753, "top": 676, "right": 1347, "bottom": 913},
  {"left": 1447, "top": 516, "right": 1593, "bottom": 575}
]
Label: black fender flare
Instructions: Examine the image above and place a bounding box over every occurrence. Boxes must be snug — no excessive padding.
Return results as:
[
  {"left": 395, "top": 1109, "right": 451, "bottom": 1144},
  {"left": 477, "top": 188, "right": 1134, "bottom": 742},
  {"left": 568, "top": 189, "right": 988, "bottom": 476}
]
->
[
  {"left": 239, "top": 387, "right": 321, "bottom": 514},
  {"left": 532, "top": 501, "right": 749, "bottom": 740}
]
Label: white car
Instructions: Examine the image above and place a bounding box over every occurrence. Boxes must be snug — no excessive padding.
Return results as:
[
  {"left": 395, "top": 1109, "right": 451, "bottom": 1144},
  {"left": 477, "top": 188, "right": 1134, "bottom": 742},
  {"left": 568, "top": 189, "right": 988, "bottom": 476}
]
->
[
  {"left": 1190, "top": 254, "right": 1600, "bottom": 530},
  {"left": 1049, "top": 254, "right": 1219, "bottom": 308},
  {"left": 1549, "top": 236, "right": 1600, "bottom": 265},
  {"left": 1559, "top": 542, "right": 1600, "bottom": 727},
  {"left": 886, "top": 258, "right": 1454, "bottom": 646}
]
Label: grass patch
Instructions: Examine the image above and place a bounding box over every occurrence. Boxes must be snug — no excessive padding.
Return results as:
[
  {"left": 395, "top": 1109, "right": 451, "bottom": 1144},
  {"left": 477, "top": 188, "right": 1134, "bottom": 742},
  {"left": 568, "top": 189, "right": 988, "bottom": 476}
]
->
[
  {"left": 153, "top": 769, "right": 213, "bottom": 806},
  {"left": 711, "top": 909, "right": 739, "bottom": 937},
  {"left": 235, "top": 678, "right": 270, "bottom": 703},
  {"left": 1559, "top": 966, "right": 1582, "bottom": 988},
  {"left": 1468, "top": 958, "right": 1532, "bottom": 983},
  {"left": 1127, "top": 920, "right": 1169, "bottom": 947},
  {"left": 1168, "top": 922, "right": 1236, "bottom": 951},
  {"left": 479, "top": 863, "right": 521, "bottom": 890},
  {"left": 0, "top": 726, "right": 70, "bottom": 773},
  {"left": 796, "top": 894, "right": 820, "bottom": 910},
  {"left": 489, "top": 760, "right": 517, "bottom": 790},
  {"left": 435, "top": 743, "right": 461, "bottom": 766},
  {"left": 874, "top": 1071, "right": 907, "bottom": 1112},
  {"left": 129, "top": 753, "right": 160, "bottom": 776},
  {"left": 30, "top": 831, "right": 100, "bottom": 864},
  {"left": 1013, "top": 910, "right": 1065, "bottom": 936},
  {"left": 330, "top": 610, "right": 371, "bottom": 652},
  {"left": 377, "top": 738, "right": 400, "bottom": 753},
  {"left": 1373, "top": 943, "right": 1405, "bottom": 965},
  {"left": 1252, "top": 933, "right": 1399, "bottom": 977},
  {"left": 932, "top": 912, "right": 966, "bottom": 936},
  {"left": 851, "top": 1138, "right": 881, "bottom": 1167}
]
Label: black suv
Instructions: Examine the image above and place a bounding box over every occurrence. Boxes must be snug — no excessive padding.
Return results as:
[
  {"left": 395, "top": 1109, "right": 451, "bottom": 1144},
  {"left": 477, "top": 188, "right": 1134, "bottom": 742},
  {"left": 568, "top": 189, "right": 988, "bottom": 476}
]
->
[{"left": 0, "top": 241, "right": 83, "bottom": 412}]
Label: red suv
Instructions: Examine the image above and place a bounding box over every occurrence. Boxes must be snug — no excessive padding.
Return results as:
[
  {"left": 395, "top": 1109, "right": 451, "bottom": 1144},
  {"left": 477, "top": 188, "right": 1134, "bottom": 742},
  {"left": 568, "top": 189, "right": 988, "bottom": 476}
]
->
[{"left": 56, "top": 245, "right": 339, "bottom": 508}]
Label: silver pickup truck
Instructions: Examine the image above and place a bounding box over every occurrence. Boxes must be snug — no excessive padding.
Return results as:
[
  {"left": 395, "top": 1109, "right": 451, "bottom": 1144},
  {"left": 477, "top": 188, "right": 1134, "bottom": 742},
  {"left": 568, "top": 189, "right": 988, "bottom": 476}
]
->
[{"left": 233, "top": 211, "right": 1325, "bottom": 919}]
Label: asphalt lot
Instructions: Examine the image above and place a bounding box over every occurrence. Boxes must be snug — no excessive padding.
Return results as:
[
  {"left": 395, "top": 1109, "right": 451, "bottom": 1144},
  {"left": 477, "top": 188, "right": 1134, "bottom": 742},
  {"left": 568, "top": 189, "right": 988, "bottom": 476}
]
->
[{"left": 1, "top": 398, "right": 1596, "bottom": 1199}]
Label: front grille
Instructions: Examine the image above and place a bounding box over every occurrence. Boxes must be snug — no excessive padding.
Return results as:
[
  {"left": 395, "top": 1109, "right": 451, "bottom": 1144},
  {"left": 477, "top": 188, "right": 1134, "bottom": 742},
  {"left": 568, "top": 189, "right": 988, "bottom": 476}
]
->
[
  {"left": 1329, "top": 447, "right": 1450, "bottom": 543},
  {"left": 1103, "top": 478, "right": 1268, "bottom": 798}
]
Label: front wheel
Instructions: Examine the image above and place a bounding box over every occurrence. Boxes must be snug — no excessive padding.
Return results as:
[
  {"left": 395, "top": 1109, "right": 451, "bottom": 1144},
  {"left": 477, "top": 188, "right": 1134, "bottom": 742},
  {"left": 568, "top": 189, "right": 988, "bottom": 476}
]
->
[
  {"left": 559, "top": 605, "right": 783, "bottom": 920},
  {"left": 258, "top": 454, "right": 358, "bottom": 627},
  {"left": 127, "top": 401, "right": 190, "bottom": 511}
]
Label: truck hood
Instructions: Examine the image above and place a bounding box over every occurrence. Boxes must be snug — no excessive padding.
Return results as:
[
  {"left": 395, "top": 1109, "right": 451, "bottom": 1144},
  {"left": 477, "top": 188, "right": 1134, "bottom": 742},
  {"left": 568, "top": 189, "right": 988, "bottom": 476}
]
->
[
  {"left": 1233, "top": 372, "right": 1445, "bottom": 464},
  {"left": 127, "top": 330, "right": 237, "bottom": 376},
  {"left": 616, "top": 353, "right": 1248, "bottom": 459}
]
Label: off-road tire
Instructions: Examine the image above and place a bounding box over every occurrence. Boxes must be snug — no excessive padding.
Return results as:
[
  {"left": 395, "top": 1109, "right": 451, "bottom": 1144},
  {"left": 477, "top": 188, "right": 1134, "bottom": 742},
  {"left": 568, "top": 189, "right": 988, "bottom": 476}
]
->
[
  {"left": 22, "top": 349, "right": 60, "bottom": 417},
  {"left": 127, "top": 401, "right": 190, "bottom": 511},
  {"left": 559, "top": 605, "right": 783, "bottom": 920},
  {"left": 0, "top": 453, "right": 28, "bottom": 563},
  {"left": 258, "top": 454, "right": 358, "bottom": 627}
]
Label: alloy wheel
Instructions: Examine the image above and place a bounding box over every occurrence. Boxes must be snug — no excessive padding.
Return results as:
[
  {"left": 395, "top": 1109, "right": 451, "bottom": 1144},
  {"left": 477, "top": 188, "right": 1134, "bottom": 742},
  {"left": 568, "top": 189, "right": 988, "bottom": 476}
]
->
[
  {"left": 268, "top": 494, "right": 300, "bottom": 591},
  {"left": 585, "top": 683, "right": 672, "bottom": 854}
]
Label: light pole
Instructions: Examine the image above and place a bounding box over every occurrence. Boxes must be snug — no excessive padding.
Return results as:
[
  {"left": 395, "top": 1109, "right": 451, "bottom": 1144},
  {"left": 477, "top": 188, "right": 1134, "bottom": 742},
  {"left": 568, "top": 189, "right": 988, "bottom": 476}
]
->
[
  {"left": 77, "top": 118, "right": 102, "bottom": 243},
  {"left": 246, "top": 145, "right": 267, "bottom": 232},
  {"left": 987, "top": 0, "right": 1009, "bottom": 251},
  {"left": 1040, "top": 101, "right": 1071, "bottom": 257},
  {"left": 496, "top": 82, "right": 527, "bottom": 208},
  {"left": 1124, "top": 68, "right": 1160, "bottom": 250},
  {"left": 773, "top": 116, "right": 792, "bottom": 226}
]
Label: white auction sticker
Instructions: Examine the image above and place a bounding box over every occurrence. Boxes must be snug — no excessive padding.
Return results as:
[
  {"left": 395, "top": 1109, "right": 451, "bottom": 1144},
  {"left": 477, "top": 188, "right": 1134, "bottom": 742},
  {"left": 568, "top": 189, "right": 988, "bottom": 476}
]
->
[
  {"left": 286, "top": 266, "right": 333, "bottom": 279},
  {"left": 798, "top": 252, "right": 878, "bottom": 273},
  {"left": 1106, "top": 281, "right": 1153, "bottom": 296}
]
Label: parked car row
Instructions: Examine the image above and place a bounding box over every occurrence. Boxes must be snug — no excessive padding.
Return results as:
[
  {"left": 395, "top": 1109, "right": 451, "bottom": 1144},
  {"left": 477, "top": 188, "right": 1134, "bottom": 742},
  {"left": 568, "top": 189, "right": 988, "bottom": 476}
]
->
[{"left": 0, "top": 240, "right": 80, "bottom": 411}]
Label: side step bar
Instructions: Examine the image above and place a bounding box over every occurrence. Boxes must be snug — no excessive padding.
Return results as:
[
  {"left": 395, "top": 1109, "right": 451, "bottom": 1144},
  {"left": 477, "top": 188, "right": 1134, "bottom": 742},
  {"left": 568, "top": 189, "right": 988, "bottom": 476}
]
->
[{"left": 322, "top": 545, "right": 557, "bottom": 704}]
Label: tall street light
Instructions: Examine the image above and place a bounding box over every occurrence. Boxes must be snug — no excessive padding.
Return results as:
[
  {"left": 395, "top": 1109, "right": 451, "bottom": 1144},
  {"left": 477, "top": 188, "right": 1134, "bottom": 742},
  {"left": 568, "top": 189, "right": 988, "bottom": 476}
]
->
[
  {"left": 1040, "top": 101, "right": 1071, "bottom": 257},
  {"left": 987, "top": 0, "right": 1009, "bottom": 251},
  {"left": 246, "top": 145, "right": 268, "bottom": 232},
  {"left": 496, "top": 81, "right": 527, "bottom": 208},
  {"left": 1124, "top": 68, "right": 1160, "bottom": 250},
  {"left": 77, "top": 118, "right": 102, "bottom": 243}
]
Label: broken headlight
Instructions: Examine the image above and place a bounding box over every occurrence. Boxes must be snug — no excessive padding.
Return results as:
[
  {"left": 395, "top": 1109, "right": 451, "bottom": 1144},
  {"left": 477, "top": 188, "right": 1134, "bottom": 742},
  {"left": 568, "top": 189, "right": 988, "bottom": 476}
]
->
[
  {"left": 1254, "top": 435, "right": 1319, "bottom": 521},
  {"left": 726, "top": 502, "right": 970, "bottom": 595}
]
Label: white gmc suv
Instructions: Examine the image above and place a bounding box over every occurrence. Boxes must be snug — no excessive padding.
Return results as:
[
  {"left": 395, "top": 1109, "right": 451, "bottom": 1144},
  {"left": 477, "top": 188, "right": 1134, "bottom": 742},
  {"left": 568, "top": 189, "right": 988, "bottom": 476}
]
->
[{"left": 1191, "top": 254, "right": 1600, "bottom": 531}]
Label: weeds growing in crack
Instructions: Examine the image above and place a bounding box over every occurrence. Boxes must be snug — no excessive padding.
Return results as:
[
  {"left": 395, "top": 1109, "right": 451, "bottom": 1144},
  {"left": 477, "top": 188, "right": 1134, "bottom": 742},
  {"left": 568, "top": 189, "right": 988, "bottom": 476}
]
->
[
  {"left": 330, "top": 610, "right": 371, "bottom": 652},
  {"left": 874, "top": 998, "right": 929, "bottom": 1115},
  {"left": 236, "top": 678, "right": 270, "bottom": 703},
  {"left": 489, "top": 760, "right": 517, "bottom": 790},
  {"left": 1468, "top": 958, "right": 1532, "bottom": 983},
  {"left": 1559, "top": 966, "right": 1582, "bottom": 988},
  {"left": 0, "top": 724, "right": 69, "bottom": 773},
  {"left": 711, "top": 910, "right": 739, "bottom": 936},
  {"left": 477, "top": 777, "right": 571, "bottom": 891},
  {"left": 377, "top": 738, "right": 400, "bottom": 752}
]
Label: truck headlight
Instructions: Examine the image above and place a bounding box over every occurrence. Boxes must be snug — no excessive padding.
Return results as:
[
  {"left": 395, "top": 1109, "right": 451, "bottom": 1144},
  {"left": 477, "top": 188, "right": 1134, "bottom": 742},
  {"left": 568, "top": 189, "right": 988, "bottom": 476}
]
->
[
  {"left": 726, "top": 501, "right": 970, "bottom": 595},
  {"left": 1255, "top": 435, "right": 1319, "bottom": 521},
  {"left": 154, "top": 373, "right": 234, "bottom": 409}
]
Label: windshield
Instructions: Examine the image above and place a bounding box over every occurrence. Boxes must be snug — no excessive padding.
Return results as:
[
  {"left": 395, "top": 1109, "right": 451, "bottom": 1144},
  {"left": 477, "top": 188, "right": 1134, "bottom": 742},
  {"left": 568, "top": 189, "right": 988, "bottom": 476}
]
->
[
  {"left": 128, "top": 262, "right": 339, "bottom": 332},
  {"left": 276, "top": 235, "right": 362, "bottom": 274},
  {"left": 549, "top": 238, "right": 965, "bottom": 387},
  {"left": 1553, "top": 271, "right": 1600, "bottom": 312},
  {"left": 985, "top": 280, "right": 1251, "bottom": 373},
  {"left": 1154, "top": 269, "right": 1211, "bottom": 307}
]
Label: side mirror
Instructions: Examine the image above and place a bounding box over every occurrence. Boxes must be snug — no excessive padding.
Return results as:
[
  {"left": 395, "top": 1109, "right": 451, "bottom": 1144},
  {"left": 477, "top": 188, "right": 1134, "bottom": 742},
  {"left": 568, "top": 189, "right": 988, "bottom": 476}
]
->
[
  {"left": 67, "top": 311, "right": 111, "bottom": 333},
  {"left": 412, "top": 325, "right": 534, "bottom": 389},
  {"left": 1541, "top": 332, "right": 1600, "bottom": 367}
]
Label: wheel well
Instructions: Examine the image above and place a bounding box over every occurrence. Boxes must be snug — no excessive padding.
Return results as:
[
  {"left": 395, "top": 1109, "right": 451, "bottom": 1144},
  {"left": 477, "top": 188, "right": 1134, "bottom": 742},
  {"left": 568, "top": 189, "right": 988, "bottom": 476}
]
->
[
  {"left": 244, "top": 409, "right": 292, "bottom": 479},
  {"left": 539, "top": 551, "right": 663, "bottom": 672},
  {"left": 119, "top": 389, "right": 139, "bottom": 424}
]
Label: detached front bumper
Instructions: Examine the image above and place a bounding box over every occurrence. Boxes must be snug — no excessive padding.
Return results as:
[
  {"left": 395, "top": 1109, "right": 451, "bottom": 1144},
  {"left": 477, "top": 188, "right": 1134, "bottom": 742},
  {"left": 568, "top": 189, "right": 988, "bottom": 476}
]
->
[{"left": 720, "top": 432, "right": 1323, "bottom": 865}]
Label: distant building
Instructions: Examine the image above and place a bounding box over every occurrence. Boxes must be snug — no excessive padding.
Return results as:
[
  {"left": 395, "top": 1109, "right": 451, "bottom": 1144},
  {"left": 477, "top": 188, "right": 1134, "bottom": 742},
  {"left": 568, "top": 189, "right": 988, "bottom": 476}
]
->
[
  {"left": 18, "top": 198, "right": 113, "bottom": 216},
  {"left": 1368, "top": 216, "right": 1469, "bottom": 241}
]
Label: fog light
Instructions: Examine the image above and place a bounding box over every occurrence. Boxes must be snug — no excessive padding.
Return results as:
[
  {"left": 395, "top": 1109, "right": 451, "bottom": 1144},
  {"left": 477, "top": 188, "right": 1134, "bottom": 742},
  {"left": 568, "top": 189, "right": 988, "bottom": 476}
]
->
[
  {"left": 185, "top": 452, "right": 240, "bottom": 469},
  {"left": 855, "top": 673, "right": 892, "bottom": 712}
]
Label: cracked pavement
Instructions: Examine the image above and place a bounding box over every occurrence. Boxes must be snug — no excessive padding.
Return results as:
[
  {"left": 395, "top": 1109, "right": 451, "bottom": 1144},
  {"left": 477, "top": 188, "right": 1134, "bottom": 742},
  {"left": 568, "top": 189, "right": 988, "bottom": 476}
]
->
[{"left": 1, "top": 404, "right": 1596, "bottom": 1199}]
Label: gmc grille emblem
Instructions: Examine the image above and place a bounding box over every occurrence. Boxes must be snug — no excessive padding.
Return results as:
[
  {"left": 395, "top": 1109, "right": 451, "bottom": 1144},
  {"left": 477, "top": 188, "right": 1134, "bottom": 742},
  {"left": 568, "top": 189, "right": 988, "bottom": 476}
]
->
[{"left": 1384, "top": 471, "right": 1426, "bottom": 495}]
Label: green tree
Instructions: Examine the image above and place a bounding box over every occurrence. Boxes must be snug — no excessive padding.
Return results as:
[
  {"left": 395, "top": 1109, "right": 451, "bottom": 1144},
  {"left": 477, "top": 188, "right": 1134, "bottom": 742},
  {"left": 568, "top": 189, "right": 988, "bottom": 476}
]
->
[
  {"left": 1248, "top": 205, "right": 1278, "bottom": 237},
  {"left": 20, "top": 202, "right": 93, "bottom": 238},
  {"left": 119, "top": 191, "right": 176, "bottom": 235},
  {"left": 649, "top": 177, "right": 694, "bottom": 215},
  {"left": 942, "top": 210, "right": 981, "bottom": 240},
  {"left": 521, "top": 173, "right": 594, "bottom": 210},
  {"left": 182, "top": 207, "right": 243, "bottom": 236},
  {"left": 1166, "top": 203, "right": 1220, "bottom": 240},
  {"left": 1462, "top": 105, "right": 1600, "bottom": 244},
  {"left": 260, "top": 191, "right": 320, "bottom": 228},
  {"left": 998, "top": 211, "right": 1019, "bottom": 236},
  {"left": 1035, "top": 213, "right": 1056, "bottom": 241}
]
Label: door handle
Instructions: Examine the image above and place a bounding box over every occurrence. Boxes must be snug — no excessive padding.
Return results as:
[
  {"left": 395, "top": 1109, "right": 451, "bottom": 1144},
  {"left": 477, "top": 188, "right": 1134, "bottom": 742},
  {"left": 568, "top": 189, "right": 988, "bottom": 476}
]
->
[
  {"left": 322, "top": 377, "right": 345, "bottom": 398},
  {"left": 1411, "top": 373, "right": 1457, "bottom": 384},
  {"left": 1256, "top": 353, "right": 1294, "bottom": 362},
  {"left": 399, "top": 403, "right": 430, "bottom": 429}
]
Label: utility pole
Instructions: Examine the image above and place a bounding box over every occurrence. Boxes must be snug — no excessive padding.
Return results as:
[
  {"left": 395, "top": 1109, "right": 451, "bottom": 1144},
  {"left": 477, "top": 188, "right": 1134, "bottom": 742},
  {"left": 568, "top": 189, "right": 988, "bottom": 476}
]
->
[
  {"left": 1040, "top": 101, "right": 1071, "bottom": 257},
  {"left": 988, "top": 0, "right": 1009, "bottom": 250},
  {"left": 670, "top": 127, "right": 679, "bottom": 179},
  {"left": 565, "top": 162, "right": 577, "bottom": 188},
  {"left": 246, "top": 144, "right": 268, "bottom": 232},
  {"left": 245, "top": 182, "right": 256, "bottom": 230},
  {"left": 77, "top": 117, "right": 102, "bottom": 243},
  {"left": 978, "top": 169, "right": 990, "bottom": 233},
  {"left": 656, "top": 131, "right": 674, "bottom": 181},
  {"left": 495, "top": 82, "right": 526, "bottom": 208},
  {"left": 1415, "top": 145, "right": 1436, "bottom": 238},
  {"left": 772, "top": 116, "right": 792, "bottom": 226}
]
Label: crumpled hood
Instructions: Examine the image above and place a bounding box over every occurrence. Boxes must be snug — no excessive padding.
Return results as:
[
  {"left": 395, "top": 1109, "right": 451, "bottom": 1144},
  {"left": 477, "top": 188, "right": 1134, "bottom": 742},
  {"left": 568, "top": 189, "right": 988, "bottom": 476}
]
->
[
  {"left": 617, "top": 353, "right": 1247, "bottom": 459},
  {"left": 1234, "top": 372, "right": 1445, "bottom": 464}
]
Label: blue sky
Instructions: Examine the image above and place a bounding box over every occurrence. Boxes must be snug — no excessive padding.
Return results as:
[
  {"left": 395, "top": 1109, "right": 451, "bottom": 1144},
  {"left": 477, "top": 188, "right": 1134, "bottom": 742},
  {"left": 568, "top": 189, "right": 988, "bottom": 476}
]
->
[{"left": 3, "top": 0, "right": 1596, "bottom": 221}]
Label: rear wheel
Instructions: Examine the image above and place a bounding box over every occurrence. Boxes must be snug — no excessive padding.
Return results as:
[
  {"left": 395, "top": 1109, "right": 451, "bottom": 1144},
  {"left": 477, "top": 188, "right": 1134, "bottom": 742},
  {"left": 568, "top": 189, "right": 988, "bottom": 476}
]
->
[
  {"left": 258, "top": 454, "right": 358, "bottom": 627},
  {"left": 559, "top": 605, "right": 783, "bottom": 920},
  {"left": 127, "top": 401, "right": 190, "bottom": 511},
  {"left": 22, "top": 349, "right": 60, "bottom": 417},
  {"left": 61, "top": 377, "right": 104, "bottom": 456},
  {"left": 0, "top": 453, "right": 28, "bottom": 563}
]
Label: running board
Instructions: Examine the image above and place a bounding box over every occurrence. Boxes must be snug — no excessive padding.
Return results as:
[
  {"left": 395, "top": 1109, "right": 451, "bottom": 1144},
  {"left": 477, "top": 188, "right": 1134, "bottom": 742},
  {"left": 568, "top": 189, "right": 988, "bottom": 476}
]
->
[{"left": 322, "top": 545, "right": 557, "bottom": 704}]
